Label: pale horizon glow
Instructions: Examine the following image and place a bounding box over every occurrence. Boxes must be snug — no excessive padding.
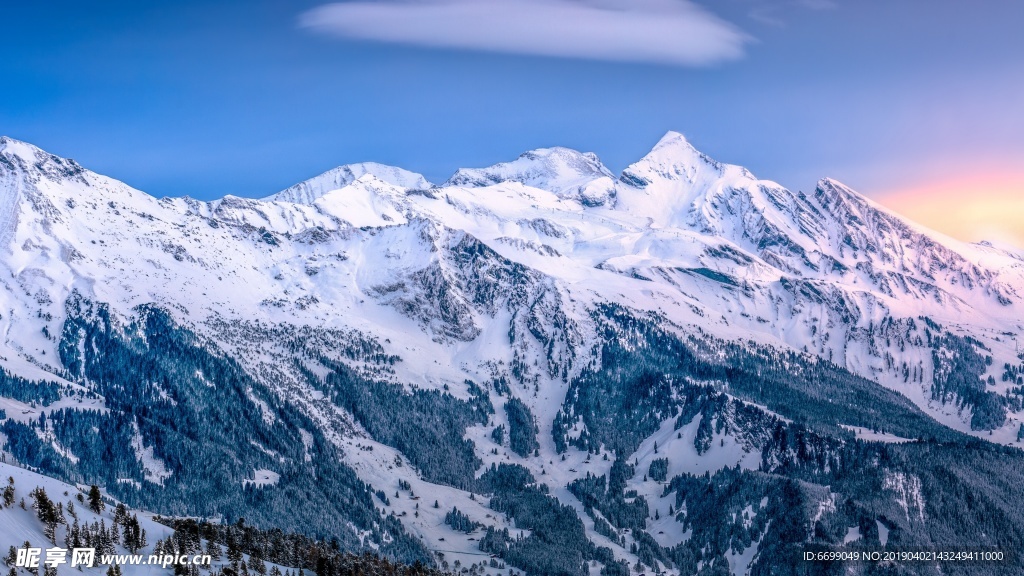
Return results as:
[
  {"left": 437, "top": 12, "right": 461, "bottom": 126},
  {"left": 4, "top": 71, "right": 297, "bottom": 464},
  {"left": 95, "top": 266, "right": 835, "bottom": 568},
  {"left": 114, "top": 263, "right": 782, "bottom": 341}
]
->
[{"left": 875, "top": 175, "right": 1024, "bottom": 249}]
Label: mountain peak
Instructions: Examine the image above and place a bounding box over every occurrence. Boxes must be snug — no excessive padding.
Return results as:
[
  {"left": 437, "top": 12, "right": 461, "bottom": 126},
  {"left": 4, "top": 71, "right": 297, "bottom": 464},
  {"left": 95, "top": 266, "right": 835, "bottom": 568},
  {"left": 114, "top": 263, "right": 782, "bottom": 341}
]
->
[
  {"left": 813, "top": 176, "right": 899, "bottom": 223},
  {"left": 0, "top": 137, "right": 88, "bottom": 186},
  {"left": 652, "top": 130, "right": 692, "bottom": 150},
  {"left": 617, "top": 131, "right": 730, "bottom": 192},
  {"left": 0, "top": 136, "right": 44, "bottom": 163},
  {"left": 267, "top": 162, "right": 431, "bottom": 204},
  {"left": 443, "top": 146, "right": 614, "bottom": 201},
  {"left": 647, "top": 131, "right": 709, "bottom": 161}
]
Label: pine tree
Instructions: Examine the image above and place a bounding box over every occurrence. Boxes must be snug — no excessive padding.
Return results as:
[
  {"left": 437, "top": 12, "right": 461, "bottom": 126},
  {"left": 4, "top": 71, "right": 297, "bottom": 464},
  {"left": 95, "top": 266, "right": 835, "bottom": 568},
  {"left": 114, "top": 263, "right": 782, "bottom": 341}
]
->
[
  {"left": 88, "top": 485, "right": 104, "bottom": 514},
  {"left": 114, "top": 503, "right": 129, "bottom": 525},
  {"left": 250, "top": 553, "right": 267, "bottom": 576},
  {"left": 31, "top": 487, "right": 62, "bottom": 544},
  {"left": 205, "top": 539, "right": 221, "bottom": 561},
  {"left": 123, "top": 516, "right": 142, "bottom": 553},
  {"left": 1, "top": 478, "right": 13, "bottom": 508},
  {"left": 227, "top": 533, "right": 243, "bottom": 565}
]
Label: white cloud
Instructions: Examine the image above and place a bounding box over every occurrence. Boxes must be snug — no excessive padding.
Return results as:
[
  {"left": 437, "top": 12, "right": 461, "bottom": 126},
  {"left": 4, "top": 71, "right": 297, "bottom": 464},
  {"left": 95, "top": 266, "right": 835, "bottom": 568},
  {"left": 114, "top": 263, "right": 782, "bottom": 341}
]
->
[{"left": 299, "top": 0, "right": 749, "bottom": 66}]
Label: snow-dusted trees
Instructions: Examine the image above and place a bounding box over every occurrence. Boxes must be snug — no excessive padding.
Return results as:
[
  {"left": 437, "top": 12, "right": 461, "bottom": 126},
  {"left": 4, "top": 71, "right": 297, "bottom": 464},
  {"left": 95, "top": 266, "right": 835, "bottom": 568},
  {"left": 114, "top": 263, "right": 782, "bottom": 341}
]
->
[
  {"left": 504, "top": 398, "right": 539, "bottom": 458},
  {"left": 87, "top": 485, "right": 104, "bottom": 514},
  {"left": 30, "top": 487, "right": 64, "bottom": 543}
]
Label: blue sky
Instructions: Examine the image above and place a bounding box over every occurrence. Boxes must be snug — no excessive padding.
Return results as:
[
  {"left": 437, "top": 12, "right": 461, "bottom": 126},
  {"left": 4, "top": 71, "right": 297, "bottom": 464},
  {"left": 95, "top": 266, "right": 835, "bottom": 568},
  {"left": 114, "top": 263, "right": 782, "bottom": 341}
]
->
[{"left": 2, "top": 0, "right": 1023, "bottom": 242}]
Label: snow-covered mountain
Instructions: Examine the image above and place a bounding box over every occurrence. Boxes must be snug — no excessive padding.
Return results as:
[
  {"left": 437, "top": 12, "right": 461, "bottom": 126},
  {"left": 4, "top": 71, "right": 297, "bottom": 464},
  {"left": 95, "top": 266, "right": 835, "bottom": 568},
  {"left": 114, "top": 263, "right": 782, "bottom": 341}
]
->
[
  {"left": 266, "top": 161, "right": 432, "bottom": 204},
  {"left": 2, "top": 132, "right": 1024, "bottom": 575}
]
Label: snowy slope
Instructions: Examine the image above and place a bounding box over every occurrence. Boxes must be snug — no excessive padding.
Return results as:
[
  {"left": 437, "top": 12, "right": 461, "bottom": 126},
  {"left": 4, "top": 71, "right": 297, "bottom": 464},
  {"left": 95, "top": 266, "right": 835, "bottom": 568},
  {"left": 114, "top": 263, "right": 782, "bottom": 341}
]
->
[
  {"left": 0, "top": 460, "right": 176, "bottom": 575},
  {"left": 2, "top": 128, "right": 1022, "bottom": 456},
  {"left": 2, "top": 132, "right": 1023, "bottom": 574},
  {"left": 0, "top": 460, "right": 315, "bottom": 576},
  {"left": 445, "top": 147, "right": 617, "bottom": 207},
  {"left": 266, "top": 162, "right": 431, "bottom": 204}
]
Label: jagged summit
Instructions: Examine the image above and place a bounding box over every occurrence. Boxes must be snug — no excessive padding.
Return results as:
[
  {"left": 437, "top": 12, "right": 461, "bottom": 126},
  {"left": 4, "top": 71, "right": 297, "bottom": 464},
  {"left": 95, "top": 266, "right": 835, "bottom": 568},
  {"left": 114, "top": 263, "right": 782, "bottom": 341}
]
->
[
  {"left": 0, "top": 135, "right": 34, "bottom": 154},
  {"left": 812, "top": 176, "right": 936, "bottom": 235},
  {"left": 443, "top": 146, "right": 616, "bottom": 206},
  {"left": 618, "top": 131, "right": 734, "bottom": 188},
  {"left": 0, "top": 136, "right": 92, "bottom": 215},
  {"left": 646, "top": 130, "right": 708, "bottom": 159},
  {"left": 0, "top": 136, "right": 84, "bottom": 177},
  {"left": 267, "top": 161, "right": 431, "bottom": 204},
  {"left": 1, "top": 136, "right": 66, "bottom": 165}
]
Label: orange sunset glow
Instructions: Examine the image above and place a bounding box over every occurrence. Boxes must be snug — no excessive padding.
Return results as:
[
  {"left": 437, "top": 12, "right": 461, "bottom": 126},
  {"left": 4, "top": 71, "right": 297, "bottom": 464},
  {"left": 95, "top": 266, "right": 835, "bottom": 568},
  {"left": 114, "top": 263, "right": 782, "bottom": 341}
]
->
[{"left": 874, "top": 175, "right": 1024, "bottom": 249}]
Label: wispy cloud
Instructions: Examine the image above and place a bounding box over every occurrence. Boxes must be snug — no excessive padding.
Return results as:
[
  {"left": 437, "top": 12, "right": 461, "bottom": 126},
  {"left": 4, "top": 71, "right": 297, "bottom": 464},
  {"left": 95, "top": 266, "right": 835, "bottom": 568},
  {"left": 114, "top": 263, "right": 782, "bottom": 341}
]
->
[
  {"left": 747, "top": 0, "right": 837, "bottom": 28},
  {"left": 299, "top": 0, "right": 750, "bottom": 67}
]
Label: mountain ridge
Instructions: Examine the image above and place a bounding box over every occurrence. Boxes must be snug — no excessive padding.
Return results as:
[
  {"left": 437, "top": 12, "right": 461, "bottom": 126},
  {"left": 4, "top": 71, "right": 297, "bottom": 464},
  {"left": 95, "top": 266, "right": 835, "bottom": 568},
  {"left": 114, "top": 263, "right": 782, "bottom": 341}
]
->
[
  {"left": 4, "top": 130, "right": 1016, "bottom": 255},
  {"left": 3, "top": 132, "right": 1024, "bottom": 575}
]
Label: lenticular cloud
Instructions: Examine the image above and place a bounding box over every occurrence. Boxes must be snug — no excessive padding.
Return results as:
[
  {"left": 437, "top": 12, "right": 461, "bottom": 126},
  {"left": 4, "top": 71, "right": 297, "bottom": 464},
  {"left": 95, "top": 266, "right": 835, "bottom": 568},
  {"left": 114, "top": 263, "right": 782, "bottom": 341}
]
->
[{"left": 299, "top": 0, "right": 749, "bottom": 67}]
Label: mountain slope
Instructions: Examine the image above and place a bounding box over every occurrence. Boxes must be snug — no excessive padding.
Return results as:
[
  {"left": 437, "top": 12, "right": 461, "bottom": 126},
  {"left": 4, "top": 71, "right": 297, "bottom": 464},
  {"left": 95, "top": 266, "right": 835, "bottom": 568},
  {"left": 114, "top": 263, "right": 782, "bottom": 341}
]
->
[
  {"left": 1, "top": 133, "right": 1024, "bottom": 576},
  {"left": 266, "top": 161, "right": 431, "bottom": 204}
]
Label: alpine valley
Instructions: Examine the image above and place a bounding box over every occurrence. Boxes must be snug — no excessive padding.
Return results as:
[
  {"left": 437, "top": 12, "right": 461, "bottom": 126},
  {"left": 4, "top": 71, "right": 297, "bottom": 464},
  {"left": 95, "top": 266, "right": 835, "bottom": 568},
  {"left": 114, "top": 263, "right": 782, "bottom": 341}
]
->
[{"left": 2, "top": 132, "right": 1024, "bottom": 576}]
